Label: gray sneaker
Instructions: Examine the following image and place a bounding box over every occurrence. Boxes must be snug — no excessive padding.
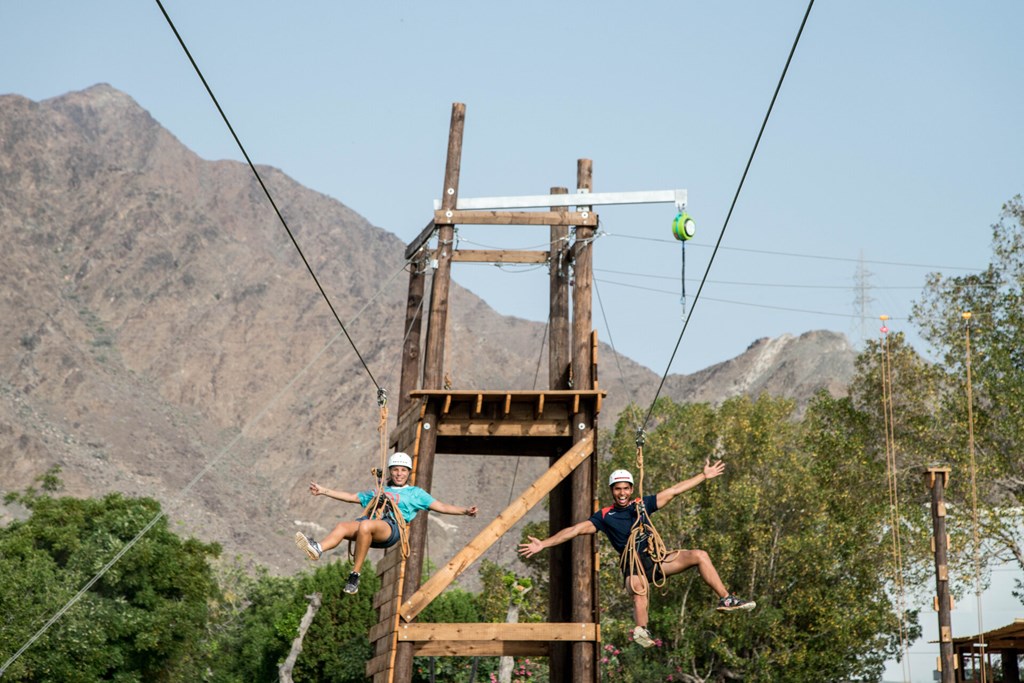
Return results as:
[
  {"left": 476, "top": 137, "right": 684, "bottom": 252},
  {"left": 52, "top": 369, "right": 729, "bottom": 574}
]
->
[
  {"left": 717, "top": 594, "right": 756, "bottom": 613},
  {"left": 343, "top": 571, "right": 361, "bottom": 594},
  {"left": 632, "top": 625, "right": 655, "bottom": 648},
  {"left": 295, "top": 532, "right": 322, "bottom": 561}
]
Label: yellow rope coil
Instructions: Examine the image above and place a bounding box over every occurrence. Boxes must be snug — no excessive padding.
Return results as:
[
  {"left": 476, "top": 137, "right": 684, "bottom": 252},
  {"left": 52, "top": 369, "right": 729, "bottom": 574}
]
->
[
  {"left": 620, "top": 444, "right": 670, "bottom": 595},
  {"left": 354, "top": 401, "right": 411, "bottom": 559}
]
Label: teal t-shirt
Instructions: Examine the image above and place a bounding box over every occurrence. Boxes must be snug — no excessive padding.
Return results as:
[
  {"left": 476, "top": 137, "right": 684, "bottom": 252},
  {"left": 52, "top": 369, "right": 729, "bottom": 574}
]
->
[{"left": 358, "top": 485, "right": 436, "bottom": 522}]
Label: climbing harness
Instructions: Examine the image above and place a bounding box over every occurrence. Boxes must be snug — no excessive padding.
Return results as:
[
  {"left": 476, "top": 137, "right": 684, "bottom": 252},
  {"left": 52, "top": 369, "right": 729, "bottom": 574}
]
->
[
  {"left": 354, "top": 389, "right": 412, "bottom": 559},
  {"left": 619, "top": 430, "right": 671, "bottom": 595}
]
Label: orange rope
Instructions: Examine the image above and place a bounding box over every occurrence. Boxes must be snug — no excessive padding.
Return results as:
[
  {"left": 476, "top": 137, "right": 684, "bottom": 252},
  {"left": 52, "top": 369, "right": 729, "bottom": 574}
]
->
[
  {"left": 879, "top": 319, "right": 912, "bottom": 682},
  {"left": 354, "top": 396, "right": 411, "bottom": 559},
  {"left": 964, "top": 311, "right": 986, "bottom": 683},
  {"left": 620, "top": 440, "right": 670, "bottom": 595}
]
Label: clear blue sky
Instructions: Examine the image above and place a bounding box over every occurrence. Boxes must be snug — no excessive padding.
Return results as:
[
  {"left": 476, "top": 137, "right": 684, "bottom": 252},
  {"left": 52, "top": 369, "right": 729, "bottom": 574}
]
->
[
  {"left": 4, "top": 2, "right": 1021, "bottom": 379},
  {"left": 3, "top": 4, "right": 1022, "bottom": 678}
]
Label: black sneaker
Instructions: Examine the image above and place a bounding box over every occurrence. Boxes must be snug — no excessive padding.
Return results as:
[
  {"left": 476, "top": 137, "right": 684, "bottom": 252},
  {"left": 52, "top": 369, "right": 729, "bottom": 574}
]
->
[
  {"left": 717, "top": 594, "right": 756, "bottom": 613},
  {"left": 343, "top": 571, "right": 361, "bottom": 594}
]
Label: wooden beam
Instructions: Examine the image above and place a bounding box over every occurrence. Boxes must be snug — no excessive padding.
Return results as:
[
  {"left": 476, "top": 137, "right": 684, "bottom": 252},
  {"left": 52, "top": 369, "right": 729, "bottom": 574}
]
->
[
  {"left": 433, "top": 209, "right": 597, "bottom": 227},
  {"left": 409, "top": 389, "right": 604, "bottom": 401},
  {"left": 435, "top": 421, "right": 569, "bottom": 438},
  {"left": 398, "top": 622, "right": 598, "bottom": 642},
  {"left": 449, "top": 249, "right": 548, "bottom": 264},
  {"left": 404, "top": 219, "right": 437, "bottom": 260},
  {"left": 400, "top": 436, "right": 594, "bottom": 622},
  {"left": 412, "top": 641, "right": 550, "bottom": 657}
]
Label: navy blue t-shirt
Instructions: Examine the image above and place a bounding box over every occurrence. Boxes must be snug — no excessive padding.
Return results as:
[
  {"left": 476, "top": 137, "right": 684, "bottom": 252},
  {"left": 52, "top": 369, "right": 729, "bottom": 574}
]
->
[{"left": 588, "top": 494, "right": 659, "bottom": 555}]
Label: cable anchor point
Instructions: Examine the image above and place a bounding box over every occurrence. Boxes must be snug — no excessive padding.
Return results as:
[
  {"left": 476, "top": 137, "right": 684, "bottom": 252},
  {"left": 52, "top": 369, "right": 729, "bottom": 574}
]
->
[{"left": 377, "top": 388, "right": 388, "bottom": 407}]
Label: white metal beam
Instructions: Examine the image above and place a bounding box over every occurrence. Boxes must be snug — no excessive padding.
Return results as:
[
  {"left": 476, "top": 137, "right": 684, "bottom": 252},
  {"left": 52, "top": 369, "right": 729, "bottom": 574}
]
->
[{"left": 433, "top": 189, "right": 687, "bottom": 212}]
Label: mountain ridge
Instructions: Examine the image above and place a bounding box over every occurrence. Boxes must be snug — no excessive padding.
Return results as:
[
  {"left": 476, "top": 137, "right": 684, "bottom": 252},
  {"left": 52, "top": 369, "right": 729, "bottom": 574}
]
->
[{"left": 0, "top": 85, "right": 856, "bottom": 574}]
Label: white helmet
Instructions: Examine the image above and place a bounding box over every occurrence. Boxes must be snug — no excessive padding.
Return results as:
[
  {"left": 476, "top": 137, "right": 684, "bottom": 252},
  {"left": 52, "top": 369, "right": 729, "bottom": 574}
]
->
[
  {"left": 608, "top": 469, "right": 634, "bottom": 487},
  {"left": 388, "top": 452, "right": 413, "bottom": 469}
]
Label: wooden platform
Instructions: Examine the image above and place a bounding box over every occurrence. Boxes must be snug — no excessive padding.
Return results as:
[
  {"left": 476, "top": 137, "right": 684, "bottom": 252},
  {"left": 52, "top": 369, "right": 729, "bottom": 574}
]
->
[{"left": 391, "top": 389, "right": 605, "bottom": 457}]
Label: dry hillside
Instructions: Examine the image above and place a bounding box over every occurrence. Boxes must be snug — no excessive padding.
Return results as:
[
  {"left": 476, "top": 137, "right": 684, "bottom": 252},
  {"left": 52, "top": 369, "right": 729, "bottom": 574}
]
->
[{"left": 0, "top": 85, "right": 856, "bottom": 576}]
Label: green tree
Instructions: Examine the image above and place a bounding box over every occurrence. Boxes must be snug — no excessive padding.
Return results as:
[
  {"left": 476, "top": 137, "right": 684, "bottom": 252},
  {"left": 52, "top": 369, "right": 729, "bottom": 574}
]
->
[
  {"left": 204, "top": 564, "right": 302, "bottom": 683},
  {"left": 291, "top": 560, "right": 380, "bottom": 683},
  {"left": 593, "top": 395, "right": 915, "bottom": 682},
  {"left": 0, "top": 478, "right": 221, "bottom": 682},
  {"left": 912, "top": 195, "right": 1024, "bottom": 593}
]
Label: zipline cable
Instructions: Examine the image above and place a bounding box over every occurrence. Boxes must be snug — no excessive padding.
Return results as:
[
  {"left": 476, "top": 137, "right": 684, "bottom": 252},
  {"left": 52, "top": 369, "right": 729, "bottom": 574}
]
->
[
  {"left": 154, "top": 0, "right": 380, "bottom": 390},
  {"left": 639, "top": 0, "right": 815, "bottom": 432},
  {"left": 594, "top": 278, "right": 641, "bottom": 429}
]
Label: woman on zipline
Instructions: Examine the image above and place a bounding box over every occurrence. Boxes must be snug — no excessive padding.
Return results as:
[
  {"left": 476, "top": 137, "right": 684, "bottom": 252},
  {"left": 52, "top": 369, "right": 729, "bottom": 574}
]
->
[
  {"left": 295, "top": 452, "right": 478, "bottom": 595},
  {"left": 519, "top": 461, "right": 754, "bottom": 648}
]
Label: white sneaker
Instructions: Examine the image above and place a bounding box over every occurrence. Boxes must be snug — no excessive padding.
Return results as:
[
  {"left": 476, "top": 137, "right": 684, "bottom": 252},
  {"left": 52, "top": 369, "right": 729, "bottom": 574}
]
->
[
  {"left": 295, "top": 532, "right": 322, "bottom": 560},
  {"left": 632, "top": 625, "right": 655, "bottom": 648}
]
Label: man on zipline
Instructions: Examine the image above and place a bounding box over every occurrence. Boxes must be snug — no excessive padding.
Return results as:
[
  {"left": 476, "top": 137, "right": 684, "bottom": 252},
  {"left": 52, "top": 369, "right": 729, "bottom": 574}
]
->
[
  {"left": 519, "top": 460, "right": 754, "bottom": 648},
  {"left": 295, "top": 452, "right": 478, "bottom": 595}
]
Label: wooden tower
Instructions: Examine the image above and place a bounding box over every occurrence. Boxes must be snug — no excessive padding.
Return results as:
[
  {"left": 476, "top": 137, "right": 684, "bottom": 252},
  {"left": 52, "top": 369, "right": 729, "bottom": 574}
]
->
[
  {"left": 364, "top": 102, "right": 602, "bottom": 683},
  {"left": 366, "top": 103, "right": 688, "bottom": 683}
]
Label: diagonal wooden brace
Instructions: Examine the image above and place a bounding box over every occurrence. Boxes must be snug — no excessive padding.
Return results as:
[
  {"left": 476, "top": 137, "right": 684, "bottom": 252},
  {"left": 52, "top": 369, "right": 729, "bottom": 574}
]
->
[{"left": 399, "top": 435, "right": 594, "bottom": 622}]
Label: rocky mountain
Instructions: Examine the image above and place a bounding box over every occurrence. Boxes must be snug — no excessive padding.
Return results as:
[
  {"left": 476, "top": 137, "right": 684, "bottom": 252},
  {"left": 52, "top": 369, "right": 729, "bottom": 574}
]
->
[{"left": 0, "top": 85, "right": 857, "bottom": 576}]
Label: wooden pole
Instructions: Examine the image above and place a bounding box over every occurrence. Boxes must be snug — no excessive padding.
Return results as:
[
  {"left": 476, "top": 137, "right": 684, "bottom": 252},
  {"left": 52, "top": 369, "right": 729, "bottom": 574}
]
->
[
  {"left": 925, "top": 466, "right": 956, "bottom": 683},
  {"left": 548, "top": 185, "right": 573, "bottom": 682},
  {"left": 393, "top": 102, "right": 466, "bottom": 683},
  {"left": 570, "top": 158, "right": 597, "bottom": 683},
  {"left": 398, "top": 257, "right": 426, "bottom": 416}
]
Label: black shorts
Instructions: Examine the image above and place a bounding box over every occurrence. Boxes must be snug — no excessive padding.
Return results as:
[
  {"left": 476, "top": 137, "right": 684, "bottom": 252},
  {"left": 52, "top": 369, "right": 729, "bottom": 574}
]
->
[
  {"left": 621, "top": 550, "right": 665, "bottom": 584},
  {"left": 356, "top": 515, "right": 400, "bottom": 549}
]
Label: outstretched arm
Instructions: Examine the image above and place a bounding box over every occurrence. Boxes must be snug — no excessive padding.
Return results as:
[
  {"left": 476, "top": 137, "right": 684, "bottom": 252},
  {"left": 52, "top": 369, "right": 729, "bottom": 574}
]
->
[
  {"left": 518, "top": 520, "right": 598, "bottom": 558},
  {"left": 308, "top": 481, "right": 361, "bottom": 504},
  {"left": 428, "top": 500, "right": 478, "bottom": 517},
  {"left": 655, "top": 458, "right": 725, "bottom": 509}
]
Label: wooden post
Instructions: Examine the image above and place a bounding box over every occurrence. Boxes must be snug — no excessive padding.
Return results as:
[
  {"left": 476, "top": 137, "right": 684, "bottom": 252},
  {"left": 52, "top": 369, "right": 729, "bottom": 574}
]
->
[
  {"left": 393, "top": 102, "right": 466, "bottom": 683},
  {"left": 548, "top": 185, "right": 573, "bottom": 682},
  {"left": 1003, "top": 648, "right": 1021, "bottom": 683},
  {"left": 398, "top": 257, "right": 426, "bottom": 416},
  {"left": 925, "top": 466, "right": 956, "bottom": 683},
  {"left": 570, "top": 158, "right": 597, "bottom": 682}
]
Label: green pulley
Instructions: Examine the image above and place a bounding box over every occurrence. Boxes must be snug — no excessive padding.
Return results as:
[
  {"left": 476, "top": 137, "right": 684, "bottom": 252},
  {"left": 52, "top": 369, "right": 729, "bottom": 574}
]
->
[{"left": 671, "top": 212, "right": 695, "bottom": 315}]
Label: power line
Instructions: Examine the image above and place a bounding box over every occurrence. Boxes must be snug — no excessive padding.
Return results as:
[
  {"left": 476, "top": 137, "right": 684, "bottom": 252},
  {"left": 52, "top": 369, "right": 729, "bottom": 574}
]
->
[
  {"left": 595, "top": 277, "right": 905, "bottom": 320},
  {"left": 154, "top": 0, "right": 380, "bottom": 391},
  {"left": 595, "top": 267, "right": 926, "bottom": 290},
  {"left": 605, "top": 233, "right": 986, "bottom": 272},
  {"left": 639, "top": 0, "right": 816, "bottom": 434}
]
